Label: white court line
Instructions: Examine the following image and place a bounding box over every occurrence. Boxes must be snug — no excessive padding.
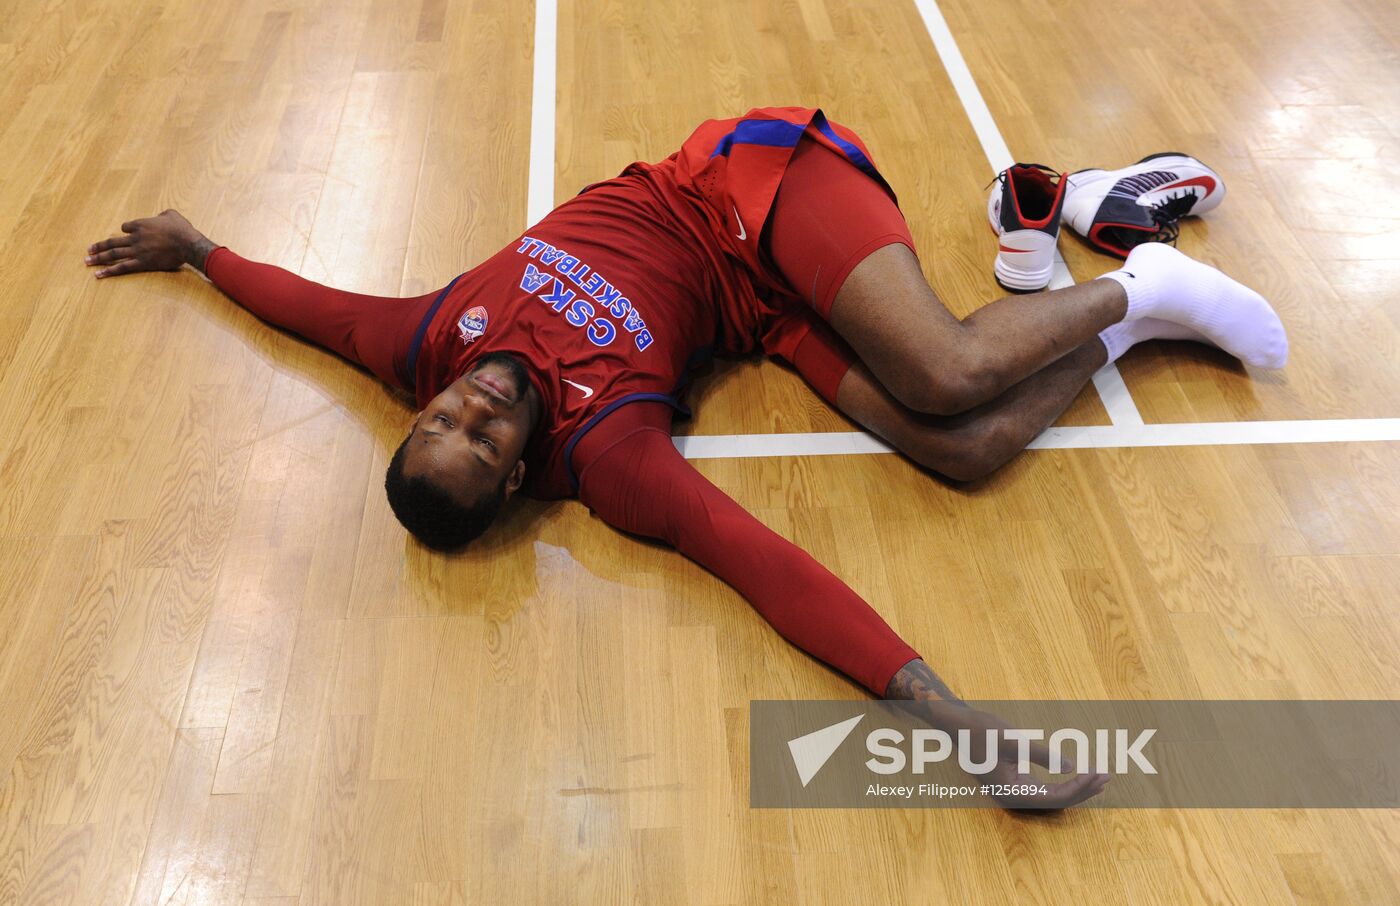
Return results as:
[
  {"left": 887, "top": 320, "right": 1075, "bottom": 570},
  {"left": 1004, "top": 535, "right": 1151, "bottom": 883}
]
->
[
  {"left": 674, "top": 420, "right": 1400, "bottom": 460},
  {"left": 909, "top": 0, "right": 1012, "bottom": 171},
  {"left": 1089, "top": 352, "right": 1145, "bottom": 426},
  {"left": 910, "top": 0, "right": 1144, "bottom": 427},
  {"left": 527, "top": 0, "right": 557, "bottom": 226}
]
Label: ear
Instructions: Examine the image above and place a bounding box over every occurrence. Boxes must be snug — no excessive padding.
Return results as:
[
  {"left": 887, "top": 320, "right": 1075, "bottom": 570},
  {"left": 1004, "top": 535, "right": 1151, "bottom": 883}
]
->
[{"left": 504, "top": 459, "right": 526, "bottom": 498}]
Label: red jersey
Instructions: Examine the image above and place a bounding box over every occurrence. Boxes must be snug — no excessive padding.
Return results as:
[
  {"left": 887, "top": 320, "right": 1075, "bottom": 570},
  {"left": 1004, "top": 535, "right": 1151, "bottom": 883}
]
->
[
  {"left": 201, "top": 107, "right": 918, "bottom": 697},
  {"left": 409, "top": 107, "right": 892, "bottom": 499}
]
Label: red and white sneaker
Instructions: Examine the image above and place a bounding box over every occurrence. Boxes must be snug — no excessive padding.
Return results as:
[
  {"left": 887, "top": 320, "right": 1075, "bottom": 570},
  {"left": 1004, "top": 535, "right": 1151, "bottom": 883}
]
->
[
  {"left": 1061, "top": 152, "right": 1226, "bottom": 258},
  {"left": 986, "top": 163, "right": 1067, "bottom": 292}
]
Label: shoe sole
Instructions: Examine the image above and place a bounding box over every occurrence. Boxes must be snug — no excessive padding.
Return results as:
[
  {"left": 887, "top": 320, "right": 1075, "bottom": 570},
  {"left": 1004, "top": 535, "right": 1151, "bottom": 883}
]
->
[{"left": 991, "top": 259, "right": 1052, "bottom": 294}]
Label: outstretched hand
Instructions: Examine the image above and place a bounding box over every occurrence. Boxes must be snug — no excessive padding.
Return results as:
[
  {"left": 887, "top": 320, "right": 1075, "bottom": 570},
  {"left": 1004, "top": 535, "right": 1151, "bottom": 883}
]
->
[
  {"left": 85, "top": 209, "right": 214, "bottom": 278},
  {"left": 885, "top": 659, "right": 1110, "bottom": 810},
  {"left": 939, "top": 702, "right": 1111, "bottom": 810}
]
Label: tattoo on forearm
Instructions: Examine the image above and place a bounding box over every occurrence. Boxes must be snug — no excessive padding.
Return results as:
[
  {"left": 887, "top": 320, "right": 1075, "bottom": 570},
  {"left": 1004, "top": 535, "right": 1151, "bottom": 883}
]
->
[
  {"left": 884, "top": 658, "right": 963, "bottom": 704},
  {"left": 187, "top": 236, "right": 218, "bottom": 274}
]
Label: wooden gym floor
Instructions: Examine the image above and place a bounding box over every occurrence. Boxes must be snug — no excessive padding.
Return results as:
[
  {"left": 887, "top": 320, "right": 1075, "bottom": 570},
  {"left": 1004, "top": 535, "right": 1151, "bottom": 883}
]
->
[{"left": 2, "top": 0, "right": 1399, "bottom": 902}]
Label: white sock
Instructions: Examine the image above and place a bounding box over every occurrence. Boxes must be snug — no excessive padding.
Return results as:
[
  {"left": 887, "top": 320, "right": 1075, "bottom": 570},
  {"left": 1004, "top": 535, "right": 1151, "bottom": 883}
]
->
[
  {"left": 1098, "top": 318, "right": 1210, "bottom": 364},
  {"left": 1097, "top": 243, "right": 1289, "bottom": 369}
]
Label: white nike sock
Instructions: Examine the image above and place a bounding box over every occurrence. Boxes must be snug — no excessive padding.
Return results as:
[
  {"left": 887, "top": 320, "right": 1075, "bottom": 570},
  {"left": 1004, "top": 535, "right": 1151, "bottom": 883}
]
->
[
  {"left": 1098, "top": 243, "right": 1289, "bottom": 369},
  {"left": 1098, "top": 317, "right": 1210, "bottom": 364}
]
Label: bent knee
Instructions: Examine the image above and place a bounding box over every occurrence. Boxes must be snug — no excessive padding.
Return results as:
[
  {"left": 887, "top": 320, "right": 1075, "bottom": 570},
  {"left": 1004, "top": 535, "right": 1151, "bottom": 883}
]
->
[
  {"left": 913, "top": 421, "right": 1020, "bottom": 482},
  {"left": 931, "top": 451, "right": 1000, "bottom": 484},
  {"left": 889, "top": 356, "right": 1000, "bottom": 417}
]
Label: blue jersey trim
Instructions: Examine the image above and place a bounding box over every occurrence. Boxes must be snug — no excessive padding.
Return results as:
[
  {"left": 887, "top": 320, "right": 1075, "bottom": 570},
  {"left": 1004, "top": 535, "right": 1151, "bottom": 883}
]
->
[
  {"left": 706, "top": 111, "right": 888, "bottom": 193},
  {"left": 811, "top": 110, "right": 878, "bottom": 178},
  {"left": 404, "top": 271, "right": 467, "bottom": 390},
  {"left": 564, "top": 392, "right": 691, "bottom": 495},
  {"left": 709, "top": 118, "right": 807, "bottom": 159}
]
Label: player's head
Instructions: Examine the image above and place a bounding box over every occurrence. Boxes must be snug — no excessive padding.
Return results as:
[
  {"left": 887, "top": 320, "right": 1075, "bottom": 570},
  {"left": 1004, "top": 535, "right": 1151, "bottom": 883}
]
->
[{"left": 384, "top": 352, "right": 539, "bottom": 551}]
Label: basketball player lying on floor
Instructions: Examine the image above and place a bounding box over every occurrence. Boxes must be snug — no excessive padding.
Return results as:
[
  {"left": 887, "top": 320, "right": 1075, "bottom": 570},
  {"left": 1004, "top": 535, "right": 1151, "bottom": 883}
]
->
[{"left": 87, "top": 108, "right": 1286, "bottom": 809}]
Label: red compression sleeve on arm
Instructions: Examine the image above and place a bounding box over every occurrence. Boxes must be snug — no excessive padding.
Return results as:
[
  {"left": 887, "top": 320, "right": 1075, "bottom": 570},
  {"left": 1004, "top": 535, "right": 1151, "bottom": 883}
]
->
[
  {"left": 573, "top": 404, "right": 919, "bottom": 695},
  {"left": 204, "top": 247, "right": 442, "bottom": 390}
]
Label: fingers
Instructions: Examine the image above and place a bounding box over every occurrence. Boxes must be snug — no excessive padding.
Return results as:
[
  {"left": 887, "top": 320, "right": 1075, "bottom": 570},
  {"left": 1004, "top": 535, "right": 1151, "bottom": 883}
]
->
[
  {"left": 87, "top": 234, "right": 135, "bottom": 258},
  {"left": 86, "top": 246, "right": 134, "bottom": 266},
  {"left": 1048, "top": 771, "right": 1109, "bottom": 808},
  {"left": 95, "top": 258, "right": 140, "bottom": 279},
  {"left": 120, "top": 219, "right": 146, "bottom": 233},
  {"left": 999, "top": 772, "right": 1110, "bottom": 811}
]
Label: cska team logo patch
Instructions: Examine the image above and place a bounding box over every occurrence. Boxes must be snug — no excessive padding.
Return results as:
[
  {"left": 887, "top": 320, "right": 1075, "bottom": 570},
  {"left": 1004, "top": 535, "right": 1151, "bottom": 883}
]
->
[{"left": 457, "top": 306, "right": 488, "bottom": 344}]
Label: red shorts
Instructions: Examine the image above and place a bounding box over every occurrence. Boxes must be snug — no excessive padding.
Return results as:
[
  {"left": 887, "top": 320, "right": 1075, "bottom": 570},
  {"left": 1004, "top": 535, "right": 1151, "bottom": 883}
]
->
[
  {"left": 757, "top": 134, "right": 916, "bottom": 402},
  {"left": 762, "top": 135, "right": 916, "bottom": 319}
]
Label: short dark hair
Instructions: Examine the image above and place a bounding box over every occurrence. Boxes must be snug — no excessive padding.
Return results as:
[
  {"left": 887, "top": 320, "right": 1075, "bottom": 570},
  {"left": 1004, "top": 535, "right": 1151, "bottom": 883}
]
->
[{"left": 384, "top": 435, "right": 507, "bottom": 551}]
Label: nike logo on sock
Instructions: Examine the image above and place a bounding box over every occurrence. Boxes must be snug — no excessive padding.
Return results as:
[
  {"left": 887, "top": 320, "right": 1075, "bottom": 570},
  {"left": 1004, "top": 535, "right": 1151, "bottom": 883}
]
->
[
  {"left": 562, "top": 378, "right": 595, "bottom": 398},
  {"left": 733, "top": 205, "right": 747, "bottom": 241}
]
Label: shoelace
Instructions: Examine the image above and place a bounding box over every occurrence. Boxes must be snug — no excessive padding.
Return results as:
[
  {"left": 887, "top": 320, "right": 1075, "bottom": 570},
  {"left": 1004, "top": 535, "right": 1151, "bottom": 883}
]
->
[
  {"left": 1143, "top": 191, "right": 1199, "bottom": 246},
  {"left": 984, "top": 162, "right": 1061, "bottom": 192}
]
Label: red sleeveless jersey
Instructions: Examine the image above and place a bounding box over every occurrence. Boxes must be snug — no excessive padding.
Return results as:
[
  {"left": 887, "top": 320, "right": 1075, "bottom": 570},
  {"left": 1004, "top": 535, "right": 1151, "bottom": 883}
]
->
[{"left": 409, "top": 107, "right": 891, "bottom": 499}]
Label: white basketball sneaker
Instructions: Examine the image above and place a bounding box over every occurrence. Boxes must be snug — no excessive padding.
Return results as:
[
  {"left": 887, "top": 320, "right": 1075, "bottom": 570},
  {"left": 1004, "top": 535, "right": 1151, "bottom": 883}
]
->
[
  {"left": 1061, "top": 153, "right": 1226, "bottom": 258},
  {"left": 986, "top": 163, "right": 1068, "bottom": 292}
]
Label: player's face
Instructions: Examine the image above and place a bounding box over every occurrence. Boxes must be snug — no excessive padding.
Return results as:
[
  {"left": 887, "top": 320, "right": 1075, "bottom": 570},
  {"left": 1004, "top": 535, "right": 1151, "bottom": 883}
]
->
[{"left": 400, "top": 353, "right": 535, "bottom": 507}]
